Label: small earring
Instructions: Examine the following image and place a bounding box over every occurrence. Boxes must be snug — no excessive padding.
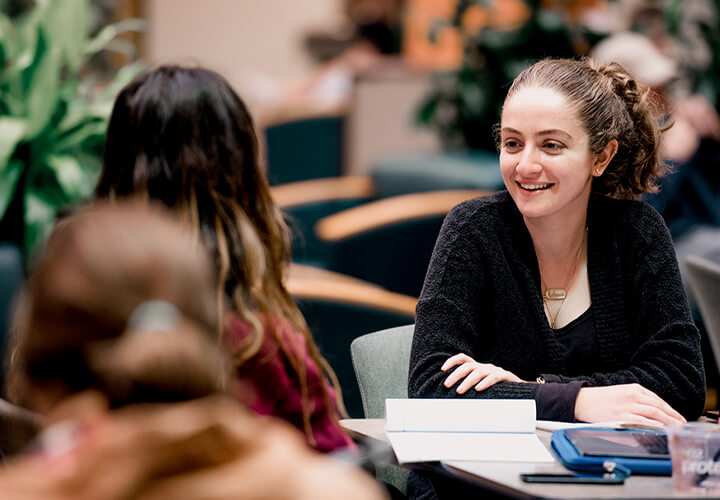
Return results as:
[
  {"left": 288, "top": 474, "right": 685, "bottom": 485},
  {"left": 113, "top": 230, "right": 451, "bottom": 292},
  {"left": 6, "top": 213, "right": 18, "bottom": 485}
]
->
[{"left": 595, "top": 169, "right": 602, "bottom": 175}]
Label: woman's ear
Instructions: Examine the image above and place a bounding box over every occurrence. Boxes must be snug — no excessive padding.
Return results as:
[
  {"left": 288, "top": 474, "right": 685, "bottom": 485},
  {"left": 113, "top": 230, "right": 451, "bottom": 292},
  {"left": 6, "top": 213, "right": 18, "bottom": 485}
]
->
[{"left": 592, "top": 139, "right": 618, "bottom": 177}]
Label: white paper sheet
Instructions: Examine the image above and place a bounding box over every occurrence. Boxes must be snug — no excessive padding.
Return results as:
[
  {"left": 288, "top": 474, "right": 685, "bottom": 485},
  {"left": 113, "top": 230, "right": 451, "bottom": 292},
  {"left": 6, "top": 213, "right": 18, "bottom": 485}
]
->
[
  {"left": 385, "top": 398, "right": 536, "bottom": 433},
  {"left": 385, "top": 399, "right": 554, "bottom": 464},
  {"left": 387, "top": 431, "right": 555, "bottom": 463}
]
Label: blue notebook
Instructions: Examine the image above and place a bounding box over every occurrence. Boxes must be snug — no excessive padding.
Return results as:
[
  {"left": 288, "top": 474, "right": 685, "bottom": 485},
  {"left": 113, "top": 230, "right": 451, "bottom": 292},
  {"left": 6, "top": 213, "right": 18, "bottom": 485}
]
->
[{"left": 551, "top": 427, "right": 672, "bottom": 476}]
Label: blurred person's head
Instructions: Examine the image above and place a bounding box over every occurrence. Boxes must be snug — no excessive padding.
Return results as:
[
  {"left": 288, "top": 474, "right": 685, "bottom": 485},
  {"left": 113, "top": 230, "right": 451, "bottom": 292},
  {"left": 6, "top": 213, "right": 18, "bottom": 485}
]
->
[
  {"left": 7, "top": 201, "right": 224, "bottom": 414},
  {"left": 591, "top": 32, "right": 677, "bottom": 91},
  {"left": 94, "top": 65, "right": 345, "bottom": 431},
  {"left": 96, "top": 66, "right": 285, "bottom": 331},
  {"left": 0, "top": 396, "right": 389, "bottom": 500},
  {"left": 345, "top": 0, "right": 405, "bottom": 54},
  {"left": 96, "top": 65, "right": 302, "bottom": 353}
]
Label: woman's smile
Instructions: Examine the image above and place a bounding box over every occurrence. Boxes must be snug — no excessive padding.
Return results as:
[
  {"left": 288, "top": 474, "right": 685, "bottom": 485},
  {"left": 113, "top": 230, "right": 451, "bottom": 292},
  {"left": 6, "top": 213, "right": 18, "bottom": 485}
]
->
[{"left": 517, "top": 182, "right": 554, "bottom": 192}]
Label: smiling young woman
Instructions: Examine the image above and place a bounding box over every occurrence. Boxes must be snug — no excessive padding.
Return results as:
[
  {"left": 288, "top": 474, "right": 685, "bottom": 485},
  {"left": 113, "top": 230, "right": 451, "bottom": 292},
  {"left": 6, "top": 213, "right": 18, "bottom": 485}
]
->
[
  {"left": 409, "top": 58, "right": 704, "bottom": 432},
  {"left": 499, "top": 86, "right": 616, "bottom": 225}
]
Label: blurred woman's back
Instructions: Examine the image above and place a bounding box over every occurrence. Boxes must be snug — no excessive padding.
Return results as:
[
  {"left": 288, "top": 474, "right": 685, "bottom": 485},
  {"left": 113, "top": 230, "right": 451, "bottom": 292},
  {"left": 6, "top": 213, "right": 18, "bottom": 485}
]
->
[
  {"left": 95, "top": 65, "right": 351, "bottom": 451},
  {"left": 1, "top": 201, "right": 385, "bottom": 500}
]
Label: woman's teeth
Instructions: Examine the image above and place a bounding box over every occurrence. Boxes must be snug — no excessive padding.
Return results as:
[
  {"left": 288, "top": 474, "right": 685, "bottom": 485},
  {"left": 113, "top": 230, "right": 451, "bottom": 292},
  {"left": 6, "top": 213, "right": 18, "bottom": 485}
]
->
[{"left": 519, "top": 183, "right": 552, "bottom": 191}]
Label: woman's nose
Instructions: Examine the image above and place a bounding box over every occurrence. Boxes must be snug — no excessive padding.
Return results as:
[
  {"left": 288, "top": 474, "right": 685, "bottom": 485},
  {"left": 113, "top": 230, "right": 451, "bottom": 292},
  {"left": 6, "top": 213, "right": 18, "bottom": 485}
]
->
[{"left": 515, "top": 147, "right": 543, "bottom": 176}]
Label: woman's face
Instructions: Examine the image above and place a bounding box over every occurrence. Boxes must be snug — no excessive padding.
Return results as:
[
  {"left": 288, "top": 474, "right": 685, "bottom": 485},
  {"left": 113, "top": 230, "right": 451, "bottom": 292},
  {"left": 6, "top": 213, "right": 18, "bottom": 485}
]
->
[{"left": 499, "top": 86, "right": 601, "bottom": 223}]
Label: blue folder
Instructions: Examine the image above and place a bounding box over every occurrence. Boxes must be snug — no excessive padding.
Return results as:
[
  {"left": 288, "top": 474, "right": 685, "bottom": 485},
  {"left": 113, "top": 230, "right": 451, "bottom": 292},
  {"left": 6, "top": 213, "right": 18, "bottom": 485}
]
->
[{"left": 551, "top": 427, "right": 672, "bottom": 476}]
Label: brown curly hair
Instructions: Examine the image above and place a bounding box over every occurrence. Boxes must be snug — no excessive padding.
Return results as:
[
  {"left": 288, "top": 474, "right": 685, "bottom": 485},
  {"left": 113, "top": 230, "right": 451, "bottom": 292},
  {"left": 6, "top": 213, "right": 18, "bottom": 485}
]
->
[{"left": 505, "top": 57, "right": 669, "bottom": 199}]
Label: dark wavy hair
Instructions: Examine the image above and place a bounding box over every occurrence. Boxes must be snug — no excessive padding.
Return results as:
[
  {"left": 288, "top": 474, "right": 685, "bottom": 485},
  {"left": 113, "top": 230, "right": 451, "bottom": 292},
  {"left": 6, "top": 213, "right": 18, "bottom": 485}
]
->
[
  {"left": 95, "top": 65, "right": 345, "bottom": 438},
  {"left": 505, "top": 57, "right": 668, "bottom": 199}
]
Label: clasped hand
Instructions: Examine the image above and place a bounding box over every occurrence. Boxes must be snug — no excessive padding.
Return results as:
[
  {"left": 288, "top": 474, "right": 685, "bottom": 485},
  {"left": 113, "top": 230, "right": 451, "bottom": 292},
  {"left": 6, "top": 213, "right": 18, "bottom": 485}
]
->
[
  {"left": 575, "top": 384, "right": 686, "bottom": 426},
  {"left": 441, "top": 353, "right": 523, "bottom": 394},
  {"left": 441, "top": 355, "right": 687, "bottom": 426}
]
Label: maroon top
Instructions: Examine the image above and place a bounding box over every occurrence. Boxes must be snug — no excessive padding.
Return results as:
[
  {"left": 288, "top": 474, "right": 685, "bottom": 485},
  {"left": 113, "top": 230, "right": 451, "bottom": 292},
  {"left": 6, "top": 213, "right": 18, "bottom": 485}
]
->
[{"left": 224, "top": 313, "right": 353, "bottom": 453}]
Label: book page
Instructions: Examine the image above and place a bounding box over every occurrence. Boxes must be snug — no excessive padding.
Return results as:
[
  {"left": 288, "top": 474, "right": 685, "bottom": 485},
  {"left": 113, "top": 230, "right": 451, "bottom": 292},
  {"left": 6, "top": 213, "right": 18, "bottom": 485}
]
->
[{"left": 388, "top": 432, "right": 554, "bottom": 463}]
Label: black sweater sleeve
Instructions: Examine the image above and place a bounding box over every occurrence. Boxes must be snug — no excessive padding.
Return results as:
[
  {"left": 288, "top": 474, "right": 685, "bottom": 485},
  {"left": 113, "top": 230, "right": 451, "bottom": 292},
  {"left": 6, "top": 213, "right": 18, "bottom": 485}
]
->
[
  {"left": 540, "top": 204, "right": 706, "bottom": 420},
  {"left": 408, "top": 200, "right": 538, "bottom": 401},
  {"left": 409, "top": 197, "right": 705, "bottom": 422}
]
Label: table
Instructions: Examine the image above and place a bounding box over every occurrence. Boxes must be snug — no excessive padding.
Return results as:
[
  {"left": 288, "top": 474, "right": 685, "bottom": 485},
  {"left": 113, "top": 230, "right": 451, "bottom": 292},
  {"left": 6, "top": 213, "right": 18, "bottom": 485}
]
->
[{"left": 340, "top": 419, "right": 706, "bottom": 499}]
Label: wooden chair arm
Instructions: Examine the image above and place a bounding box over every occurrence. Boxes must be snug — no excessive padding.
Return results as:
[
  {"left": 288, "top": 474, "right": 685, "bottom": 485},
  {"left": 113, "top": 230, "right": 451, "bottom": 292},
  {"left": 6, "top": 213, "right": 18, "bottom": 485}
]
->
[
  {"left": 315, "top": 189, "right": 493, "bottom": 242},
  {"left": 286, "top": 264, "right": 417, "bottom": 317},
  {"left": 288, "top": 263, "right": 389, "bottom": 289},
  {"left": 271, "top": 176, "right": 376, "bottom": 209}
]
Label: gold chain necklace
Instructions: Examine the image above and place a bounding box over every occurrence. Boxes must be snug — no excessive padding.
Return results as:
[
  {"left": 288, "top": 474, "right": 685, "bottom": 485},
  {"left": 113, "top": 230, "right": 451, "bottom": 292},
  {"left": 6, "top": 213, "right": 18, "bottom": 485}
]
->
[{"left": 541, "top": 228, "right": 587, "bottom": 330}]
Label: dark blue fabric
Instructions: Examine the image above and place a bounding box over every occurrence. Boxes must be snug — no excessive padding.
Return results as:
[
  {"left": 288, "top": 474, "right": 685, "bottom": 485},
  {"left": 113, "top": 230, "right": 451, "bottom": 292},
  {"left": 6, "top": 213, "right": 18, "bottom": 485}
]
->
[{"left": 646, "top": 139, "right": 720, "bottom": 240}]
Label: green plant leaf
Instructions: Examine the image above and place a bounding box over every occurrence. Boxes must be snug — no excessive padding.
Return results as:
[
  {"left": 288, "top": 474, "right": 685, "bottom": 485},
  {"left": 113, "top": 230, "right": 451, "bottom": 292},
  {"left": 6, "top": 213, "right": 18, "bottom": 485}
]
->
[
  {"left": 2, "top": 0, "right": 143, "bottom": 261},
  {"left": 0, "top": 12, "right": 19, "bottom": 68},
  {"left": 40, "top": 0, "right": 90, "bottom": 73},
  {"left": 52, "top": 117, "right": 108, "bottom": 154},
  {"left": 97, "top": 60, "right": 145, "bottom": 102},
  {"left": 54, "top": 99, "right": 93, "bottom": 133},
  {"left": 0, "top": 89, "right": 25, "bottom": 116},
  {"left": 103, "top": 37, "right": 140, "bottom": 60},
  {"left": 416, "top": 99, "right": 438, "bottom": 125},
  {"left": 23, "top": 27, "right": 60, "bottom": 137},
  {"left": 11, "top": 0, "right": 47, "bottom": 74},
  {"left": 83, "top": 18, "right": 147, "bottom": 57},
  {"left": 23, "top": 187, "right": 57, "bottom": 262},
  {"left": 0, "top": 117, "right": 26, "bottom": 172},
  {"left": 44, "top": 154, "right": 95, "bottom": 200},
  {"left": 0, "top": 158, "right": 23, "bottom": 221}
]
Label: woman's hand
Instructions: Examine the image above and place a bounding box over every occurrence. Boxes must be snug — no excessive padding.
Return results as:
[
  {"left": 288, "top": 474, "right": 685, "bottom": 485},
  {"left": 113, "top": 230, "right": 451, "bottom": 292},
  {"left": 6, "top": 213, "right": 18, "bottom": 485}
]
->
[
  {"left": 441, "top": 353, "right": 523, "bottom": 394},
  {"left": 575, "top": 384, "right": 686, "bottom": 426}
]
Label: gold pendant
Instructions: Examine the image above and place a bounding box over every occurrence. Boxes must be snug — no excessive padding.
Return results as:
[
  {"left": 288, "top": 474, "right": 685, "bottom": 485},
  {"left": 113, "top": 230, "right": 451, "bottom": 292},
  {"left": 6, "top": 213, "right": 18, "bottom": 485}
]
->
[{"left": 543, "top": 288, "right": 567, "bottom": 300}]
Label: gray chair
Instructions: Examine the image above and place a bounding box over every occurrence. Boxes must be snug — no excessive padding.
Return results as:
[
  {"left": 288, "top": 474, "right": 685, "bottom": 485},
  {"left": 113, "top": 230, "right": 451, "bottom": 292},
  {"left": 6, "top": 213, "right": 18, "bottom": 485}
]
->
[
  {"left": 288, "top": 268, "right": 416, "bottom": 418},
  {"left": 686, "top": 255, "right": 720, "bottom": 373},
  {"left": 350, "top": 324, "right": 414, "bottom": 497},
  {"left": 351, "top": 324, "right": 414, "bottom": 419}
]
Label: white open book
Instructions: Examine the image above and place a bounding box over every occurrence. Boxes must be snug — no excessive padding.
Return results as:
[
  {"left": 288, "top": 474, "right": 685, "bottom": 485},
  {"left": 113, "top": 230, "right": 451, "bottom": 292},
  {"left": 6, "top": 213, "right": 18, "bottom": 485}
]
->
[{"left": 385, "top": 399, "right": 555, "bottom": 464}]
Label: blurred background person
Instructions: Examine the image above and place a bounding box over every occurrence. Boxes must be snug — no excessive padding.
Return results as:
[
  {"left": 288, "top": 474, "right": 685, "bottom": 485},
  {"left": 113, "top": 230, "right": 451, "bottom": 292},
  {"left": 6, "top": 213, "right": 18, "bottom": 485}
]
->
[
  {"left": 592, "top": 30, "right": 720, "bottom": 301},
  {"left": 592, "top": 25, "right": 720, "bottom": 397},
  {"left": 257, "top": 0, "right": 408, "bottom": 123}
]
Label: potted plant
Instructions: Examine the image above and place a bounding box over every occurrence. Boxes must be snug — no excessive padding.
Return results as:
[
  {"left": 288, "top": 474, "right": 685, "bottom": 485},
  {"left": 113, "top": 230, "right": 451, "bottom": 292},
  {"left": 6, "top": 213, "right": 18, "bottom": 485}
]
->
[
  {"left": 415, "top": 0, "right": 590, "bottom": 151},
  {"left": 0, "top": 0, "right": 144, "bottom": 264}
]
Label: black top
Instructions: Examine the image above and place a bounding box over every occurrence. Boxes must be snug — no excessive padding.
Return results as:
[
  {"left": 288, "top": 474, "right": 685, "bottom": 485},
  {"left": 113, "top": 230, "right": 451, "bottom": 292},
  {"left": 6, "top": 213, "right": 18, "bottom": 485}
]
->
[
  {"left": 408, "top": 191, "right": 706, "bottom": 421},
  {"left": 538, "top": 306, "right": 596, "bottom": 420},
  {"left": 554, "top": 306, "right": 597, "bottom": 377}
]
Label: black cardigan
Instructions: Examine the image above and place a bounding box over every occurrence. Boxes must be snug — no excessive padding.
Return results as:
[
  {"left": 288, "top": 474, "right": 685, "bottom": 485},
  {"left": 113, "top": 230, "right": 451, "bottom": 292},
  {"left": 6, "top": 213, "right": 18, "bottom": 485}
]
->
[{"left": 408, "top": 191, "right": 706, "bottom": 421}]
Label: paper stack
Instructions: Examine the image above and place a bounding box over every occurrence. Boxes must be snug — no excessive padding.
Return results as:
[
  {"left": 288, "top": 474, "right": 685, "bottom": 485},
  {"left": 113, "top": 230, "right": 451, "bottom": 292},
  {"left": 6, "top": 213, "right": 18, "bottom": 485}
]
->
[{"left": 385, "top": 398, "right": 555, "bottom": 464}]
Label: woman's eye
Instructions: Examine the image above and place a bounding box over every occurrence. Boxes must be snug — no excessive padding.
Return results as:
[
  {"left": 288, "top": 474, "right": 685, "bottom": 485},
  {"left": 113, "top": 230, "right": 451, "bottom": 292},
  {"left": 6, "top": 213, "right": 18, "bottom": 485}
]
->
[
  {"left": 503, "top": 140, "right": 521, "bottom": 151},
  {"left": 543, "top": 142, "right": 563, "bottom": 151}
]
